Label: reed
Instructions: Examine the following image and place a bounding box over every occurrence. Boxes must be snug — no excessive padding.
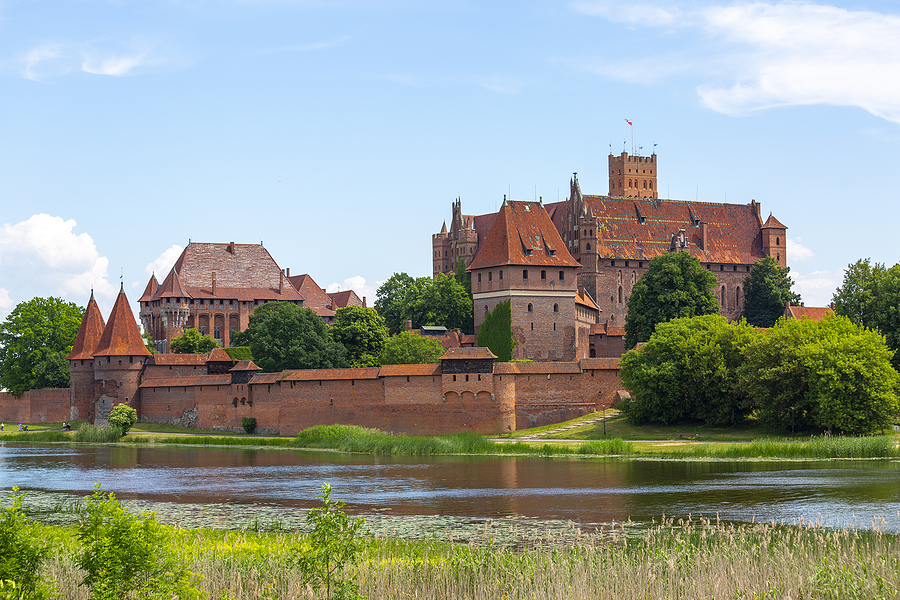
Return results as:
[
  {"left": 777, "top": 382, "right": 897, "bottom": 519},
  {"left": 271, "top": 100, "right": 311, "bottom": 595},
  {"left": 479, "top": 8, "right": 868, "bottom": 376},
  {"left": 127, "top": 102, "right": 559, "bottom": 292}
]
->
[
  {"left": 30, "top": 517, "right": 900, "bottom": 599},
  {"left": 72, "top": 424, "right": 123, "bottom": 443},
  {"left": 690, "top": 435, "right": 900, "bottom": 459},
  {"left": 1, "top": 431, "right": 70, "bottom": 443}
]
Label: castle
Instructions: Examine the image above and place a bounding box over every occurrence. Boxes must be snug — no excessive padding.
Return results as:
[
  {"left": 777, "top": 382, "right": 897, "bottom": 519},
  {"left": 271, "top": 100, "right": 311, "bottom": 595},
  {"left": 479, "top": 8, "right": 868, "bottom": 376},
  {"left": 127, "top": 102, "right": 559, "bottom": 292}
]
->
[{"left": 434, "top": 151, "right": 788, "bottom": 358}]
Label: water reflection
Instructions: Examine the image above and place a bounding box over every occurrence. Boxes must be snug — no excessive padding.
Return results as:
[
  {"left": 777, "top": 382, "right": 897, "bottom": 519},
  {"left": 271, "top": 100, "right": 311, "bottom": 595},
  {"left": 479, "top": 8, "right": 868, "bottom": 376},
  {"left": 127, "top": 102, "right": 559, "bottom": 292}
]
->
[{"left": 1, "top": 444, "right": 898, "bottom": 532}]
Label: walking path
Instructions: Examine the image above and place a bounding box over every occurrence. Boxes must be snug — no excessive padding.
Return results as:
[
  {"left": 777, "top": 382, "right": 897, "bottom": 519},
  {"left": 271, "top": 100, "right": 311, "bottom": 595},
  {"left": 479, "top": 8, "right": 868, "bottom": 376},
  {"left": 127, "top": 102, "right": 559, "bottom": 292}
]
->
[{"left": 515, "top": 411, "right": 614, "bottom": 441}]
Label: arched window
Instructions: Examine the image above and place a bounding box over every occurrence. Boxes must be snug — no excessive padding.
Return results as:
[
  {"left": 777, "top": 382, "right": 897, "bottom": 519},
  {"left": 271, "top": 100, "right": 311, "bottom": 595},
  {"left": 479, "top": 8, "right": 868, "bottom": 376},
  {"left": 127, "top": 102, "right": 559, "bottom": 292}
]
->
[
  {"left": 484, "top": 305, "right": 489, "bottom": 317},
  {"left": 618, "top": 286, "right": 623, "bottom": 305},
  {"left": 617, "top": 270, "right": 622, "bottom": 284},
  {"left": 720, "top": 286, "right": 726, "bottom": 307},
  {"left": 631, "top": 271, "right": 636, "bottom": 284},
  {"left": 643, "top": 180, "right": 647, "bottom": 189},
  {"left": 553, "top": 303, "right": 559, "bottom": 313},
  {"left": 527, "top": 303, "right": 533, "bottom": 312},
  {"left": 736, "top": 286, "right": 742, "bottom": 308},
  {"left": 586, "top": 243, "right": 591, "bottom": 251},
  {"left": 649, "top": 181, "right": 653, "bottom": 190},
  {"left": 776, "top": 237, "right": 780, "bottom": 246}
]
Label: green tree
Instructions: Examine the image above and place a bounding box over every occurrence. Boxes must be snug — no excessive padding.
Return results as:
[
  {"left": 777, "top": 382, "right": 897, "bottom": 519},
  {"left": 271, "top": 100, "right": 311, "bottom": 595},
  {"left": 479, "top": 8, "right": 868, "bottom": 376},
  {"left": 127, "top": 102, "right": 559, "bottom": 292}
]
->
[
  {"left": 624, "top": 252, "right": 719, "bottom": 349},
  {"left": 741, "top": 256, "right": 801, "bottom": 327},
  {"left": 235, "top": 302, "right": 348, "bottom": 373},
  {"left": 292, "top": 484, "right": 368, "bottom": 600},
  {"left": 833, "top": 259, "right": 900, "bottom": 369},
  {"left": 108, "top": 404, "right": 138, "bottom": 436},
  {"left": 0, "top": 488, "right": 51, "bottom": 599},
  {"left": 476, "top": 300, "right": 515, "bottom": 362},
  {"left": 169, "top": 328, "right": 219, "bottom": 354},
  {"left": 738, "top": 315, "right": 899, "bottom": 434},
  {"left": 375, "top": 272, "right": 474, "bottom": 336},
  {"left": 76, "top": 484, "right": 202, "bottom": 600},
  {"left": 455, "top": 256, "right": 472, "bottom": 297},
  {"left": 0, "top": 297, "right": 82, "bottom": 395},
  {"left": 379, "top": 332, "right": 445, "bottom": 365},
  {"left": 374, "top": 273, "right": 416, "bottom": 335},
  {"left": 330, "top": 306, "right": 389, "bottom": 368},
  {"left": 619, "top": 315, "right": 758, "bottom": 426}
]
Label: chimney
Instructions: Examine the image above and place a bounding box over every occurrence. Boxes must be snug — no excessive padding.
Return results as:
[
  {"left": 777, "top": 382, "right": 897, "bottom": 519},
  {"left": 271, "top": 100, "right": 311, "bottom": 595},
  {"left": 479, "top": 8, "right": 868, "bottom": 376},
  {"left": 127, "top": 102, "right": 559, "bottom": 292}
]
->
[
  {"left": 286, "top": 267, "right": 290, "bottom": 277},
  {"left": 212, "top": 272, "right": 217, "bottom": 296},
  {"left": 405, "top": 320, "right": 413, "bottom": 332},
  {"left": 362, "top": 296, "right": 367, "bottom": 308},
  {"left": 700, "top": 222, "right": 707, "bottom": 250},
  {"left": 279, "top": 271, "right": 284, "bottom": 294},
  {"left": 228, "top": 241, "right": 235, "bottom": 254}
]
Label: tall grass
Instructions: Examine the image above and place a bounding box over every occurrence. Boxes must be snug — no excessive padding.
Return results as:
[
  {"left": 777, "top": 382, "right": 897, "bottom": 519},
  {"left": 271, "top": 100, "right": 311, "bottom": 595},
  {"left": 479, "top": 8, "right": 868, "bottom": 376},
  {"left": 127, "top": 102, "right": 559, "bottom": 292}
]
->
[
  {"left": 32, "top": 517, "right": 900, "bottom": 599},
  {"left": 72, "top": 425, "right": 123, "bottom": 443},
  {"left": 1, "top": 431, "right": 71, "bottom": 443},
  {"left": 694, "top": 435, "right": 900, "bottom": 459}
]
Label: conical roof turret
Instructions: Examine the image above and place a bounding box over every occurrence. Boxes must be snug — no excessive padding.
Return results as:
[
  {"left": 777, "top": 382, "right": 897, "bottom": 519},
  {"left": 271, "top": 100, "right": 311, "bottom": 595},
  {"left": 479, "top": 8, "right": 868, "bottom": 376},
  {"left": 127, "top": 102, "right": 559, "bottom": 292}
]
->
[
  {"left": 152, "top": 267, "right": 191, "bottom": 300},
  {"left": 94, "top": 285, "right": 151, "bottom": 357},
  {"left": 67, "top": 291, "right": 106, "bottom": 360},
  {"left": 138, "top": 273, "right": 159, "bottom": 302}
]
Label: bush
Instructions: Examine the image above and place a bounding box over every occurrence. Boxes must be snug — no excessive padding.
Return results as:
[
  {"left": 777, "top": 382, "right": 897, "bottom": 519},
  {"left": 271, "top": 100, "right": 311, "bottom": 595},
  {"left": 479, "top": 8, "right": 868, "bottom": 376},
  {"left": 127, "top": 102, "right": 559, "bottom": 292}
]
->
[
  {"left": 108, "top": 404, "right": 138, "bottom": 436},
  {"left": 0, "top": 488, "right": 51, "bottom": 599},
  {"left": 74, "top": 425, "right": 123, "bottom": 443},
  {"left": 76, "top": 484, "right": 203, "bottom": 599},
  {"left": 241, "top": 417, "right": 257, "bottom": 434}
]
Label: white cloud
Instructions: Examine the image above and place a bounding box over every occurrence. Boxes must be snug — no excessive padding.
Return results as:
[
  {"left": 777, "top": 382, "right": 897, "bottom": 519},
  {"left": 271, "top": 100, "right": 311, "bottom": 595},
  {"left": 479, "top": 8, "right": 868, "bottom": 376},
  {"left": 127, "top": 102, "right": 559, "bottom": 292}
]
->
[
  {"left": 792, "top": 269, "right": 840, "bottom": 307},
  {"left": 0, "top": 289, "right": 13, "bottom": 321},
  {"left": 326, "top": 276, "right": 384, "bottom": 306},
  {"left": 573, "top": 0, "right": 900, "bottom": 123},
  {"left": 0, "top": 214, "right": 116, "bottom": 304},
  {"left": 787, "top": 237, "right": 814, "bottom": 262},
  {"left": 18, "top": 38, "right": 167, "bottom": 81},
  {"left": 145, "top": 244, "right": 184, "bottom": 280}
]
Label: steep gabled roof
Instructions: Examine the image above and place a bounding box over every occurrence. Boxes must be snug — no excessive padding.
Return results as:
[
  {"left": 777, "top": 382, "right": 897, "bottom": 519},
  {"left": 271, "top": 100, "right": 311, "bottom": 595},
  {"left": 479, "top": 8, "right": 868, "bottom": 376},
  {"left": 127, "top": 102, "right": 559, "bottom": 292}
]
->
[
  {"left": 763, "top": 214, "right": 787, "bottom": 229},
  {"left": 467, "top": 201, "right": 581, "bottom": 270},
  {"left": 67, "top": 292, "right": 106, "bottom": 360},
  {"left": 584, "top": 196, "right": 773, "bottom": 264},
  {"left": 152, "top": 268, "right": 191, "bottom": 300},
  {"left": 93, "top": 286, "right": 151, "bottom": 357},
  {"left": 785, "top": 304, "right": 834, "bottom": 321},
  {"left": 288, "top": 273, "right": 335, "bottom": 318},
  {"left": 327, "top": 290, "right": 364, "bottom": 309},
  {"left": 165, "top": 242, "right": 304, "bottom": 302},
  {"left": 138, "top": 274, "right": 158, "bottom": 302}
]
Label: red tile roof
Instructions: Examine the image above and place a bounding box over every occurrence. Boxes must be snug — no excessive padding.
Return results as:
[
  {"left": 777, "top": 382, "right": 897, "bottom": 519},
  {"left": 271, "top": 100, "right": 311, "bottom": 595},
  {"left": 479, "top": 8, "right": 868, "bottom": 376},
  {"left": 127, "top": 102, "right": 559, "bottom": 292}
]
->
[
  {"left": 378, "top": 364, "right": 442, "bottom": 377},
  {"left": 440, "top": 347, "right": 497, "bottom": 360},
  {"left": 579, "top": 357, "right": 621, "bottom": 370},
  {"left": 159, "top": 242, "right": 304, "bottom": 302},
  {"left": 576, "top": 289, "right": 599, "bottom": 311},
  {"left": 67, "top": 292, "right": 106, "bottom": 360},
  {"left": 495, "top": 362, "right": 582, "bottom": 374},
  {"left": 152, "top": 268, "right": 190, "bottom": 300},
  {"left": 590, "top": 322, "right": 625, "bottom": 336},
  {"left": 207, "top": 348, "right": 232, "bottom": 363},
  {"left": 146, "top": 354, "right": 208, "bottom": 366},
  {"left": 467, "top": 201, "right": 581, "bottom": 270},
  {"left": 763, "top": 214, "right": 787, "bottom": 229},
  {"left": 327, "top": 290, "right": 364, "bottom": 309},
  {"left": 139, "top": 375, "right": 231, "bottom": 388},
  {"left": 583, "top": 196, "right": 774, "bottom": 264},
  {"left": 93, "top": 287, "right": 151, "bottom": 357},
  {"left": 281, "top": 367, "right": 381, "bottom": 381},
  {"left": 138, "top": 274, "right": 158, "bottom": 302},
  {"left": 786, "top": 305, "right": 834, "bottom": 321},
  {"left": 229, "top": 360, "right": 261, "bottom": 372},
  {"left": 288, "top": 274, "right": 335, "bottom": 318}
]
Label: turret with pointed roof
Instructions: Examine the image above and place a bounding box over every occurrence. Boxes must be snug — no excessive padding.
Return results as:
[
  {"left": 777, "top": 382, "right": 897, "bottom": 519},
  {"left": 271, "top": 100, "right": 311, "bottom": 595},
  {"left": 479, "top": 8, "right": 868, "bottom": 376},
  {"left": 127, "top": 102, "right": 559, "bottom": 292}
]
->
[
  {"left": 68, "top": 291, "right": 107, "bottom": 422},
  {"left": 94, "top": 285, "right": 151, "bottom": 358},
  {"left": 67, "top": 291, "right": 106, "bottom": 361}
]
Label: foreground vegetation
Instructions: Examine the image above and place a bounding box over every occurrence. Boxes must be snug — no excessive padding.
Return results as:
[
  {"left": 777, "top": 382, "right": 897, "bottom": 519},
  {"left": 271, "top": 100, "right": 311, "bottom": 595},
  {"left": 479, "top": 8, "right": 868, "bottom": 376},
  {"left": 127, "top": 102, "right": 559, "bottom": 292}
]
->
[{"left": 9, "top": 497, "right": 900, "bottom": 599}]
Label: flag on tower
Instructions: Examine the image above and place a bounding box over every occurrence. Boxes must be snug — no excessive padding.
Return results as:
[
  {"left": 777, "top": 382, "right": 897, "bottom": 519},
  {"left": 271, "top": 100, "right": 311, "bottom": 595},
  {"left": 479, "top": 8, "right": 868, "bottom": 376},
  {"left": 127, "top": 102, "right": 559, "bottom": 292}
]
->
[{"left": 625, "top": 119, "right": 632, "bottom": 126}]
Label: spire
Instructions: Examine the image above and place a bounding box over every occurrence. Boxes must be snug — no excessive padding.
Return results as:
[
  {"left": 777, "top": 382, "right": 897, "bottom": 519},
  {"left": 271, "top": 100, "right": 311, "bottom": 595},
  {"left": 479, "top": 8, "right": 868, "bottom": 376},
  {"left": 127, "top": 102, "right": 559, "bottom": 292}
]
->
[
  {"left": 93, "top": 287, "right": 151, "bottom": 357},
  {"left": 67, "top": 292, "right": 106, "bottom": 360},
  {"left": 440, "top": 221, "right": 448, "bottom": 234},
  {"left": 139, "top": 273, "right": 159, "bottom": 302},
  {"left": 152, "top": 267, "right": 191, "bottom": 301}
]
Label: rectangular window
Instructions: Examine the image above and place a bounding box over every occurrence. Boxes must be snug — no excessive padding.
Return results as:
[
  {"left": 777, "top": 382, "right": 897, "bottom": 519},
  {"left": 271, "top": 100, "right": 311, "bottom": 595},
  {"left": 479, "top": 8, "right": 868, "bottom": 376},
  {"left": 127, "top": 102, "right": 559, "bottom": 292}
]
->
[
  {"left": 488, "top": 272, "right": 492, "bottom": 282},
  {"left": 198, "top": 326, "right": 207, "bottom": 335},
  {"left": 541, "top": 270, "right": 546, "bottom": 281},
  {"left": 499, "top": 270, "right": 503, "bottom": 281},
  {"left": 523, "top": 269, "right": 528, "bottom": 280},
  {"left": 559, "top": 270, "right": 565, "bottom": 281},
  {"left": 477, "top": 273, "right": 482, "bottom": 283},
  {"left": 214, "top": 326, "right": 221, "bottom": 339}
]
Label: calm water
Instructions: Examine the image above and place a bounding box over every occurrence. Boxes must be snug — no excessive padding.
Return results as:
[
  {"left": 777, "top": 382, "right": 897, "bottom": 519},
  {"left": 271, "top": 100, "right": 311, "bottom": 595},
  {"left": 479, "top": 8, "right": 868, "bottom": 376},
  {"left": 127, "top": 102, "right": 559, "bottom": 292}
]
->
[{"left": 1, "top": 444, "right": 899, "bottom": 536}]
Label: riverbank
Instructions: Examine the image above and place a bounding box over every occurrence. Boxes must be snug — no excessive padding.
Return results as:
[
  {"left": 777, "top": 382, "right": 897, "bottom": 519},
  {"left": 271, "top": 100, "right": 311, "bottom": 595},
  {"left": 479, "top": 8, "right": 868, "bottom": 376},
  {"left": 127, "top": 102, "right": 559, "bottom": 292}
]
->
[
  {"left": 23, "top": 513, "right": 900, "bottom": 599},
  {"left": 3, "top": 418, "right": 899, "bottom": 460}
]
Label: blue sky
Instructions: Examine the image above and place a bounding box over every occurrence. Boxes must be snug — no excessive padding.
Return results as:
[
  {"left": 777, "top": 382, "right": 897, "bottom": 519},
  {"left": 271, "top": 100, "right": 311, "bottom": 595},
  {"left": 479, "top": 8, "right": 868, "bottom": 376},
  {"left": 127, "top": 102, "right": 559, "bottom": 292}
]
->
[{"left": 2, "top": 0, "right": 899, "bottom": 321}]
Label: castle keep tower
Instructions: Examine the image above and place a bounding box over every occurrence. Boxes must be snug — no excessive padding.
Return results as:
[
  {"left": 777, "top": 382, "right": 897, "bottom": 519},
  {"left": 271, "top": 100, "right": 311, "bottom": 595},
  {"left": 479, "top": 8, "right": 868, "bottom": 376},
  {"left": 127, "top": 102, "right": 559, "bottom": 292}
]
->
[
  {"left": 67, "top": 292, "right": 106, "bottom": 421},
  {"left": 608, "top": 152, "right": 658, "bottom": 199}
]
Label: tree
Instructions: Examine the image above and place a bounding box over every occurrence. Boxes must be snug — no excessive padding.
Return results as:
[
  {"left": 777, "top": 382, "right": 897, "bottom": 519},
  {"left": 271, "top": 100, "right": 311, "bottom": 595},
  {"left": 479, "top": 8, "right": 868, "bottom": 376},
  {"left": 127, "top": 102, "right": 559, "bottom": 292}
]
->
[
  {"left": 738, "top": 315, "right": 899, "bottom": 434},
  {"left": 374, "top": 273, "right": 417, "bottom": 335},
  {"left": 455, "top": 256, "right": 472, "bottom": 297},
  {"left": 234, "top": 302, "right": 348, "bottom": 373},
  {"left": 624, "top": 252, "right": 719, "bottom": 349},
  {"left": 375, "top": 272, "right": 474, "bottom": 336},
  {"left": 169, "top": 328, "right": 219, "bottom": 354},
  {"left": 741, "top": 256, "right": 801, "bottom": 327},
  {"left": 330, "top": 306, "right": 389, "bottom": 368},
  {"left": 0, "top": 297, "right": 82, "bottom": 395},
  {"left": 619, "top": 315, "right": 758, "bottom": 426},
  {"left": 833, "top": 259, "right": 900, "bottom": 369},
  {"left": 379, "top": 332, "right": 445, "bottom": 365},
  {"left": 108, "top": 403, "right": 138, "bottom": 436},
  {"left": 0, "top": 488, "right": 51, "bottom": 599},
  {"left": 476, "top": 300, "right": 515, "bottom": 362}
]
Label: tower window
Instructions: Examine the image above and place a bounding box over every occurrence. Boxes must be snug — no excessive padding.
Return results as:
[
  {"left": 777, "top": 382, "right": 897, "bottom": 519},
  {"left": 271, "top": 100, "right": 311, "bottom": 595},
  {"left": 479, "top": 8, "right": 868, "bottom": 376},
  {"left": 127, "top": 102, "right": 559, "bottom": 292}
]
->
[
  {"left": 527, "top": 303, "right": 533, "bottom": 312},
  {"left": 541, "top": 270, "right": 546, "bottom": 281},
  {"left": 499, "top": 270, "right": 503, "bottom": 280},
  {"left": 488, "top": 272, "right": 492, "bottom": 282},
  {"left": 477, "top": 273, "right": 482, "bottom": 283},
  {"left": 523, "top": 269, "right": 528, "bottom": 280},
  {"left": 559, "top": 271, "right": 565, "bottom": 281},
  {"left": 553, "top": 303, "right": 559, "bottom": 313}
]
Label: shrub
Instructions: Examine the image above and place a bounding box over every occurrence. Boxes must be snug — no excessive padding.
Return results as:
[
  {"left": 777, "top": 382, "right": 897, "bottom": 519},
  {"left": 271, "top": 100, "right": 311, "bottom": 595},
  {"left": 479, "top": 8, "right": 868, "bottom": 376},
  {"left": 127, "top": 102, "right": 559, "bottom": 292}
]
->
[
  {"left": 241, "top": 417, "right": 257, "bottom": 434},
  {"left": 0, "top": 488, "right": 51, "bottom": 599},
  {"left": 107, "top": 404, "right": 138, "bottom": 436},
  {"left": 76, "top": 484, "right": 203, "bottom": 600}
]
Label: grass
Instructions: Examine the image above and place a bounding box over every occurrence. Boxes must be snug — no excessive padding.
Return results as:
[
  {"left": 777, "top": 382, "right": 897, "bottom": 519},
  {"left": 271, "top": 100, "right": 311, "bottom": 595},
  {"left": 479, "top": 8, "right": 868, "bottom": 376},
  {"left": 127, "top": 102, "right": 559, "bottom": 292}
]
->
[
  {"left": 72, "top": 424, "right": 123, "bottom": 443},
  {"left": 541, "top": 412, "right": 789, "bottom": 442},
  {"left": 27, "top": 515, "right": 900, "bottom": 599}
]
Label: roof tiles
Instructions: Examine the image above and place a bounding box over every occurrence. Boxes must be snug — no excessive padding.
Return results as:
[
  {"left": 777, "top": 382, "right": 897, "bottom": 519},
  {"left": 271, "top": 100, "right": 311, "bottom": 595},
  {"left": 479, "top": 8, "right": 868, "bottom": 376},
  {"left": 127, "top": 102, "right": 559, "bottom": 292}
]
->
[
  {"left": 93, "top": 287, "right": 151, "bottom": 357},
  {"left": 67, "top": 293, "right": 106, "bottom": 360}
]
